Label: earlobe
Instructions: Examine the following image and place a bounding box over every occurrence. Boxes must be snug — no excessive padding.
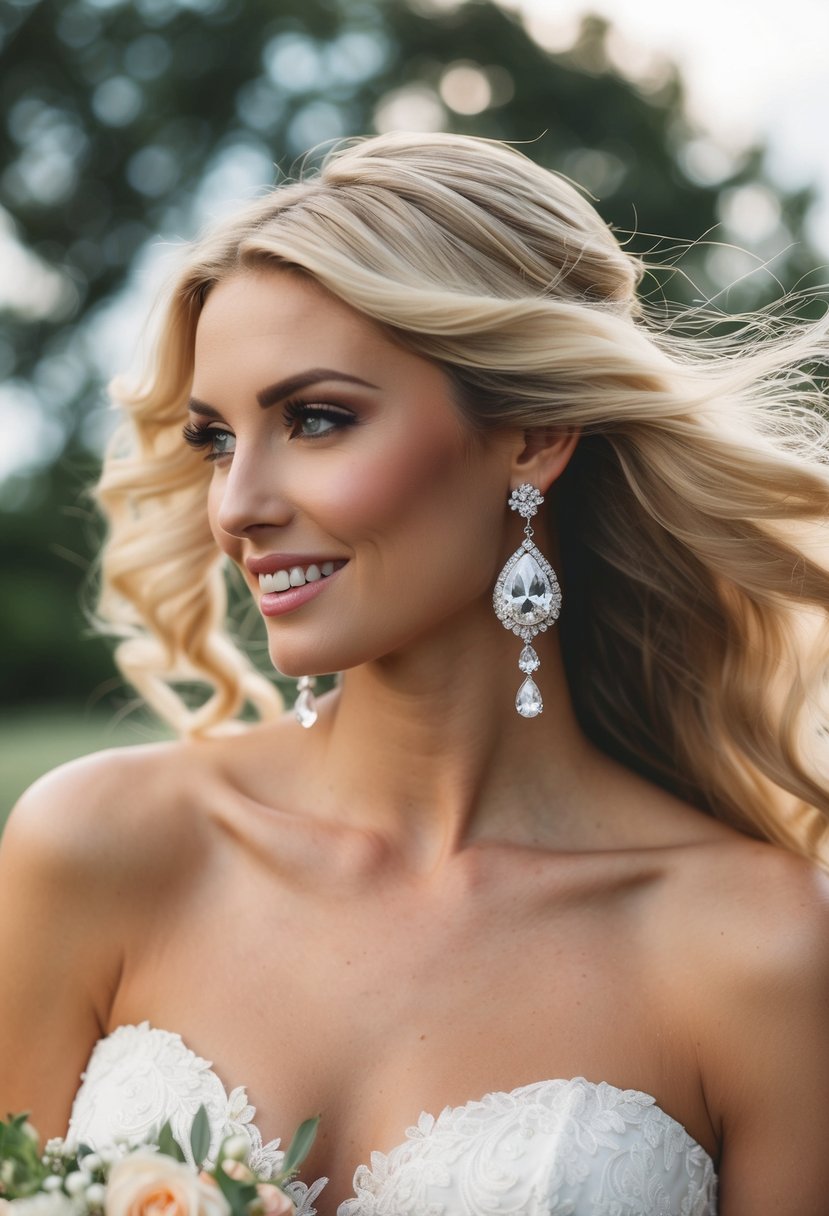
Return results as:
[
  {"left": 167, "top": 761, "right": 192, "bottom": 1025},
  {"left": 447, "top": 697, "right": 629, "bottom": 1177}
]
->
[{"left": 511, "top": 427, "right": 580, "bottom": 493}]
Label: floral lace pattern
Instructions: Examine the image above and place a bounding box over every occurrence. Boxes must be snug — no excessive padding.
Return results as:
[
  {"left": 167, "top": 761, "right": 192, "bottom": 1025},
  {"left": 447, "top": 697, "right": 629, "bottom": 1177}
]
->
[
  {"left": 66, "top": 1025, "right": 716, "bottom": 1216},
  {"left": 65, "top": 1024, "right": 327, "bottom": 1215},
  {"left": 341, "top": 1079, "right": 716, "bottom": 1216}
]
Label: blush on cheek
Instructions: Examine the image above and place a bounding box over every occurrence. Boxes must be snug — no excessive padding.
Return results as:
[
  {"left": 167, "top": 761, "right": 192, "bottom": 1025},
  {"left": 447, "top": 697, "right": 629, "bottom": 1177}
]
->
[{"left": 329, "top": 419, "right": 467, "bottom": 535}]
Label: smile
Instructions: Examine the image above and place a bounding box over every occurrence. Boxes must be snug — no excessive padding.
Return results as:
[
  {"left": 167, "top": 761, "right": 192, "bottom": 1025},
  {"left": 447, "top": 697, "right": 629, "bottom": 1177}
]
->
[
  {"left": 255, "top": 560, "right": 348, "bottom": 619},
  {"left": 258, "top": 560, "right": 344, "bottom": 593}
]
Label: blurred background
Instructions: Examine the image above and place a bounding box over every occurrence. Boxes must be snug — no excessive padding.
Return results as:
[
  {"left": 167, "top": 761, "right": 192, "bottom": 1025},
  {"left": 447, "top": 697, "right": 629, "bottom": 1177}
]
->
[{"left": 2, "top": 0, "right": 828, "bottom": 819}]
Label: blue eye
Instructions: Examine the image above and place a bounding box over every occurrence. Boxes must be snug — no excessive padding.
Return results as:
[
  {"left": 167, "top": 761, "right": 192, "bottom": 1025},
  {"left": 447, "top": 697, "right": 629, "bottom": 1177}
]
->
[
  {"left": 208, "top": 430, "right": 236, "bottom": 457},
  {"left": 282, "top": 399, "right": 357, "bottom": 439},
  {"left": 182, "top": 423, "right": 236, "bottom": 461},
  {"left": 298, "top": 413, "right": 336, "bottom": 437}
]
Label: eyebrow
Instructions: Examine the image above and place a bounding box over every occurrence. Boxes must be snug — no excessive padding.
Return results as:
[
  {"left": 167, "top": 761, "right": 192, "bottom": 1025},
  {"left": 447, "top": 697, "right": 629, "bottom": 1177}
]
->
[{"left": 188, "top": 367, "right": 380, "bottom": 417}]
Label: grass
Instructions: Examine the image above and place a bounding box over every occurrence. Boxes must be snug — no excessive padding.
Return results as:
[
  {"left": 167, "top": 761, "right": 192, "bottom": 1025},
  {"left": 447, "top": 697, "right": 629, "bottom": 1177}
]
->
[{"left": 0, "top": 706, "right": 172, "bottom": 830}]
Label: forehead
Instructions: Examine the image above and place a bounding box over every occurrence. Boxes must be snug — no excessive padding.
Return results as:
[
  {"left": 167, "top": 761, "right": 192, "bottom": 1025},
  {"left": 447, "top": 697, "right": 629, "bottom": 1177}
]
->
[{"left": 192, "top": 268, "right": 395, "bottom": 383}]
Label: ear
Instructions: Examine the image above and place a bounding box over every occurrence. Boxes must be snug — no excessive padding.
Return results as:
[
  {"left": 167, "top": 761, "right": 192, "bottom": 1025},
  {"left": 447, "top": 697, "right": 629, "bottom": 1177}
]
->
[{"left": 509, "top": 427, "right": 580, "bottom": 493}]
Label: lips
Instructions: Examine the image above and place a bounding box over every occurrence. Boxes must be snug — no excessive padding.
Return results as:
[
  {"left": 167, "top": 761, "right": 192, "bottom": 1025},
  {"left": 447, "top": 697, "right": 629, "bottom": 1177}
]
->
[{"left": 245, "top": 554, "right": 348, "bottom": 618}]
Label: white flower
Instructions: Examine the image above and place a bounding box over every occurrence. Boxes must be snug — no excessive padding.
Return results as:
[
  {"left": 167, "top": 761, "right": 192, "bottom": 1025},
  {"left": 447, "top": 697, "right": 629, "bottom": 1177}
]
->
[
  {"left": 85, "top": 1184, "right": 106, "bottom": 1209},
  {"left": 64, "top": 1172, "right": 90, "bottom": 1197}
]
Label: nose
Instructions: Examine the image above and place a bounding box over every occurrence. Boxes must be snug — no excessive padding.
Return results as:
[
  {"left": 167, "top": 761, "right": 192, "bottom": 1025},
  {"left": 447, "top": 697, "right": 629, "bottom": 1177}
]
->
[{"left": 213, "top": 444, "right": 293, "bottom": 540}]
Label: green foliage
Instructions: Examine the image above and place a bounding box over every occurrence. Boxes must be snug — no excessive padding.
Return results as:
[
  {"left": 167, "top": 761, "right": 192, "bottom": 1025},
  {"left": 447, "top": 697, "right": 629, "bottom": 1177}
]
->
[
  {"left": 280, "top": 1115, "right": 320, "bottom": 1179},
  {"left": 157, "top": 1118, "right": 186, "bottom": 1164},
  {"left": 0, "top": 0, "right": 823, "bottom": 713},
  {"left": 189, "top": 1105, "right": 211, "bottom": 1170},
  {"left": 0, "top": 1113, "right": 47, "bottom": 1198},
  {"left": 212, "top": 1162, "right": 259, "bottom": 1216}
]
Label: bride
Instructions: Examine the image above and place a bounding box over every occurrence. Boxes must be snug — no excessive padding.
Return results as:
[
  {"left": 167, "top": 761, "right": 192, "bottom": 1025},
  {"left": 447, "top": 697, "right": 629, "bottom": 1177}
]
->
[{"left": 1, "top": 132, "right": 828, "bottom": 1215}]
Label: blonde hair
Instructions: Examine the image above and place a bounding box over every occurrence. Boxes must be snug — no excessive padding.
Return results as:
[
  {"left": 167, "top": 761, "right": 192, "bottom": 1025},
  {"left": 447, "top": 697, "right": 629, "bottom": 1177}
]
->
[{"left": 95, "top": 132, "right": 829, "bottom": 861}]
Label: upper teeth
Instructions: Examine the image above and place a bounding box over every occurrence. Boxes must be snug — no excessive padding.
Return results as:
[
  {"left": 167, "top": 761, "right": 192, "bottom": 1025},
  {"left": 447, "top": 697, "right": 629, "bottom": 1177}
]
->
[{"left": 259, "top": 561, "right": 336, "bottom": 593}]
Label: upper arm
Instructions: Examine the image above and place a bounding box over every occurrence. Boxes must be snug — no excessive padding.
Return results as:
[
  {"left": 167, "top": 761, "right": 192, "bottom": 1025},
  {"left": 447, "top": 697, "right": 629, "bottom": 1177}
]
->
[
  {"left": 0, "top": 749, "right": 164, "bottom": 1138},
  {"left": 704, "top": 850, "right": 829, "bottom": 1216}
]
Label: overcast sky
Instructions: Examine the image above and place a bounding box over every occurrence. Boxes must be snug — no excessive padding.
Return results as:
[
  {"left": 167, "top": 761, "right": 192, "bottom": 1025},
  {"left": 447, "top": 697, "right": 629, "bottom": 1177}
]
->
[{"left": 515, "top": 0, "right": 829, "bottom": 252}]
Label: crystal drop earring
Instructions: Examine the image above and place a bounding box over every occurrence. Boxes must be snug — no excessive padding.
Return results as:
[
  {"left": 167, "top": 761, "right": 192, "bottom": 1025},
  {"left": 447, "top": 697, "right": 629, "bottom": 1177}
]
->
[
  {"left": 293, "top": 675, "right": 318, "bottom": 728},
  {"left": 492, "top": 483, "right": 562, "bottom": 718}
]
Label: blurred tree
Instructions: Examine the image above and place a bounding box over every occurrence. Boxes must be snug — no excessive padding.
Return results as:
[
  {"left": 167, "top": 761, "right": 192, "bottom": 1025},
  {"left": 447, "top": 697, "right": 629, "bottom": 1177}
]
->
[{"left": 0, "top": 0, "right": 823, "bottom": 709}]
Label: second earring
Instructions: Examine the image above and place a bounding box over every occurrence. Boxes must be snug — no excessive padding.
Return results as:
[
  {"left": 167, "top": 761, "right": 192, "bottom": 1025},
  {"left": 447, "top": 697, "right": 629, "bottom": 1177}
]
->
[{"left": 492, "top": 483, "right": 562, "bottom": 718}]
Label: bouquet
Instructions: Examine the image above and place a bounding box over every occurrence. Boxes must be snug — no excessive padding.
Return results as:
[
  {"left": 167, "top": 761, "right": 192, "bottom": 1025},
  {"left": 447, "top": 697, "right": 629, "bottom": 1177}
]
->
[{"left": 0, "top": 1107, "right": 319, "bottom": 1216}]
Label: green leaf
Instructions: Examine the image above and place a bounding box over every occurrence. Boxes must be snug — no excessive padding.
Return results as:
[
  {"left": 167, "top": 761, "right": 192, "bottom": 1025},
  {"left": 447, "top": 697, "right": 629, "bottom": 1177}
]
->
[
  {"left": 213, "top": 1165, "right": 257, "bottom": 1216},
  {"left": 157, "top": 1120, "right": 186, "bottom": 1163},
  {"left": 189, "top": 1106, "right": 211, "bottom": 1168},
  {"left": 280, "top": 1115, "right": 319, "bottom": 1177}
]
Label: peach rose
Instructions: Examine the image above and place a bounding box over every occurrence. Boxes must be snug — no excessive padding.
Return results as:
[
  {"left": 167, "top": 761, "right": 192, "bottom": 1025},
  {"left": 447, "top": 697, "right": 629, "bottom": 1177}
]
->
[{"left": 105, "top": 1151, "right": 230, "bottom": 1216}]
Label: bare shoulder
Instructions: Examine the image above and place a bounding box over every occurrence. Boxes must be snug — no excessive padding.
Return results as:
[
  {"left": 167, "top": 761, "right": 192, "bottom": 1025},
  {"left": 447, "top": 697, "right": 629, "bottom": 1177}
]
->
[
  {"left": 652, "top": 826, "right": 829, "bottom": 1014},
  {"left": 4, "top": 736, "right": 223, "bottom": 878},
  {"left": 666, "top": 830, "right": 829, "bottom": 972},
  {"left": 658, "top": 830, "right": 829, "bottom": 1213},
  {"left": 0, "top": 740, "right": 223, "bottom": 1137}
]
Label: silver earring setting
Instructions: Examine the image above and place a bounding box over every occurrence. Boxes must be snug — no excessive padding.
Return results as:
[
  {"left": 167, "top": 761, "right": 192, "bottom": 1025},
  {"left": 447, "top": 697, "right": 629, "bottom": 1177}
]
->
[
  {"left": 493, "top": 483, "right": 562, "bottom": 718},
  {"left": 293, "top": 675, "right": 318, "bottom": 728}
]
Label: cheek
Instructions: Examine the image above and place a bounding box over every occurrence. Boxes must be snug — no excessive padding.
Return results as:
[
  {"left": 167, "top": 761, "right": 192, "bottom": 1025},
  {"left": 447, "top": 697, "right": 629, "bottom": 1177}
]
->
[
  {"left": 321, "top": 424, "right": 505, "bottom": 601},
  {"left": 323, "top": 422, "right": 468, "bottom": 543}
]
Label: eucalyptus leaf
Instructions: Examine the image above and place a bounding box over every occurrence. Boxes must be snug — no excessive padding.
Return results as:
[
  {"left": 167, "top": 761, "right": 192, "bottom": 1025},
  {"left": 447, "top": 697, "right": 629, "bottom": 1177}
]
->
[
  {"left": 281, "top": 1115, "right": 320, "bottom": 1176},
  {"left": 157, "top": 1120, "right": 185, "bottom": 1163},
  {"left": 189, "top": 1105, "right": 211, "bottom": 1168}
]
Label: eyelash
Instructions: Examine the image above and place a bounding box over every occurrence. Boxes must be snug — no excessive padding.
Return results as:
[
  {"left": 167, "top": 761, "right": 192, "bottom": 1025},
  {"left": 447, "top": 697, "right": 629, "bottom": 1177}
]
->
[
  {"left": 181, "top": 422, "right": 234, "bottom": 461},
  {"left": 181, "top": 399, "right": 356, "bottom": 460},
  {"left": 282, "top": 398, "right": 357, "bottom": 438}
]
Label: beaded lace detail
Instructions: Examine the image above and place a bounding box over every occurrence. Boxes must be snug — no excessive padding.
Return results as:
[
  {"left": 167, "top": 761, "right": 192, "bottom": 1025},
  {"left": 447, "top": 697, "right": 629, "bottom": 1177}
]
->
[{"left": 66, "top": 1024, "right": 716, "bottom": 1215}]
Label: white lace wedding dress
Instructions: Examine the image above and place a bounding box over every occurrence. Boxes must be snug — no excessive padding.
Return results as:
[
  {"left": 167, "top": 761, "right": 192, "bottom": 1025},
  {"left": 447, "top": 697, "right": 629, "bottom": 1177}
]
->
[{"left": 65, "top": 1023, "right": 717, "bottom": 1215}]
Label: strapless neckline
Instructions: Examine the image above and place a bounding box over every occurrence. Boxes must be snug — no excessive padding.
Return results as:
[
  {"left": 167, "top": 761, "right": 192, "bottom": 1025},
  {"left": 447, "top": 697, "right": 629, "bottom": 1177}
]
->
[{"left": 66, "top": 1022, "right": 717, "bottom": 1215}]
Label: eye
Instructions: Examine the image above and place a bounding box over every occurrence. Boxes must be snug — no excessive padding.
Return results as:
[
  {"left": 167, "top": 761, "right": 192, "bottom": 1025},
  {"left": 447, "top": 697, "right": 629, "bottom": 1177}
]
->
[
  {"left": 282, "top": 399, "right": 356, "bottom": 440},
  {"left": 182, "top": 422, "right": 236, "bottom": 461}
]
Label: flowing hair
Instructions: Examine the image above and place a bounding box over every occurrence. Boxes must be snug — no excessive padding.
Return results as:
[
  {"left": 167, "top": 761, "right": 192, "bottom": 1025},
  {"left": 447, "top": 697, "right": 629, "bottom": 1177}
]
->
[{"left": 95, "top": 131, "right": 829, "bottom": 861}]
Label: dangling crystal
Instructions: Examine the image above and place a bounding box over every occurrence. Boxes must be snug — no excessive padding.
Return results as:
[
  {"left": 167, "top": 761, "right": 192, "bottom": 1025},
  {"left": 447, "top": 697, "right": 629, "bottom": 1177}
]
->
[
  {"left": 506, "top": 553, "right": 553, "bottom": 620},
  {"left": 518, "top": 645, "right": 540, "bottom": 673},
  {"left": 293, "top": 677, "right": 318, "bottom": 728},
  {"left": 516, "top": 676, "right": 543, "bottom": 718}
]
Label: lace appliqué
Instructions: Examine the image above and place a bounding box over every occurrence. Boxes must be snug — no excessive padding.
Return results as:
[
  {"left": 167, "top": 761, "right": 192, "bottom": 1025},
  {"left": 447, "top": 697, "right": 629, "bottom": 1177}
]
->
[
  {"left": 340, "top": 1079, "right": 716, "bottom": 1216},
  {"left": 66, "top": 1025, "right": 716, "bottom": 1216},
  {"left": 65, "top": 1023, "right": 326, "bottom": 1216}
]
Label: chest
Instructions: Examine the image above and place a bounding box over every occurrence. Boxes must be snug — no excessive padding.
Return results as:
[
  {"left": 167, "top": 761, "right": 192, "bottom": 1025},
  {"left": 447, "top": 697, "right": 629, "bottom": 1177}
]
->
[{"left": 110, "top": 852, "right": 704, "bottom": 1206}]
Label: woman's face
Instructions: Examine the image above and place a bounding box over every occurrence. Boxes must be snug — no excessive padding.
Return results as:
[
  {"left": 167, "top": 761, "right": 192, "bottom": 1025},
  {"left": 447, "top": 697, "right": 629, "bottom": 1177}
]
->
[{"left": 189, "top": 268, "right": 516, "bottom": 676}]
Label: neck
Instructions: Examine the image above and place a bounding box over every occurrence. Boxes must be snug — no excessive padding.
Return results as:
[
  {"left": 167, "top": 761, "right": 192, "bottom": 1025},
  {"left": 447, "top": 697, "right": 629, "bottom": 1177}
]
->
[{"left": 311, "top": 597, "right": 601, "bottom": 870}]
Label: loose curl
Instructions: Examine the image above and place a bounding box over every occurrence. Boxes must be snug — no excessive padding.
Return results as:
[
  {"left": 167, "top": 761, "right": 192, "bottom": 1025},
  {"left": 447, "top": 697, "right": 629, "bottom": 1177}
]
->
[{"left": 95, "top": 132, "right": 829, "bottom": 862}]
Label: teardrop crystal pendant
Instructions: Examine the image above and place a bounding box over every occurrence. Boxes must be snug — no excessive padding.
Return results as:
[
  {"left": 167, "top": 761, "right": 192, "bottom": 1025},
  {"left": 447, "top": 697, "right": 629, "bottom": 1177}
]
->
[
  {"left": 516, "top": 676, "right": 543, "bottom": 718},
  {"left": 494, "top": 545, "right": 560, "bottom": 630},
  {"left": 492, "top": 484, "right": 562, "bottom": 718},
  {"left": 519, "top": 645, "right": 540, "bottom": 674},
  {"left": 293, "top": 675, "right": 318, "bottom": 729}
]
